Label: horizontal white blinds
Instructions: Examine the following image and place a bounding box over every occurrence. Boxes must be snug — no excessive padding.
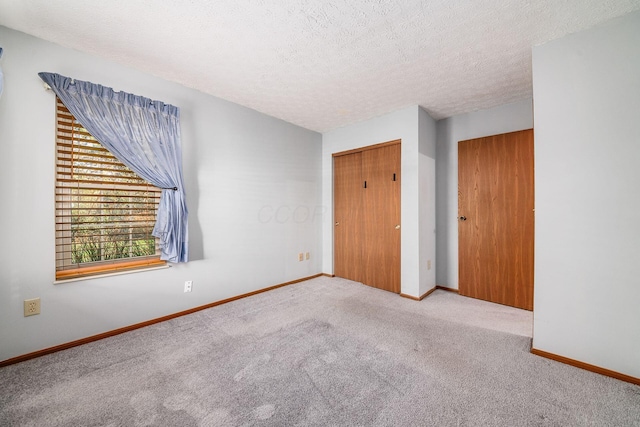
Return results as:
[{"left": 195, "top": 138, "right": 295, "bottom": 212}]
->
[{"left": 55, "top": 98, "right": 163, "bottom": 279}]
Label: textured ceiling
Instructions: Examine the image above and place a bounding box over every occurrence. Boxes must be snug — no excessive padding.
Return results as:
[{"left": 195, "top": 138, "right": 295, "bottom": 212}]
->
[{"left": 1, "top": 0, "right": 639, "bottom": 132}]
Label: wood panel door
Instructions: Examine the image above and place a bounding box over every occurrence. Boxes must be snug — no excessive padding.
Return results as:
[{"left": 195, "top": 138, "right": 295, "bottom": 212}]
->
[
  {"left": 458, "top": 129, "right": 534, "bottom": 310},
  {"left": 362, "top": 144, "right": 401, "bottom": 293},
  {"left": 333, "top": 142, "right": 401, "bottom": 293},
  {"left": 334, "top": 152, "right": 364, "bottom": 282}
]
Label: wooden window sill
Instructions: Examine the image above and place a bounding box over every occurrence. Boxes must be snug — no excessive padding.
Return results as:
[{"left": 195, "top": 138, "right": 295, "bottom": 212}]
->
[{"left": 55, "top": 259, "right": 169, "bottom": 283}]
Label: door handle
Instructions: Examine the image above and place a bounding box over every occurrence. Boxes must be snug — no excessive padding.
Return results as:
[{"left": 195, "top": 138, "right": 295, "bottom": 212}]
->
[
  {"left": 395, "top": 224, "right": 400, "bottom": 229},
  {"left": 459, "top": 216, "right": 467, "bottom": 221},
  {"left": 335, "top": 222, "right": 339, "bottom": 226}
]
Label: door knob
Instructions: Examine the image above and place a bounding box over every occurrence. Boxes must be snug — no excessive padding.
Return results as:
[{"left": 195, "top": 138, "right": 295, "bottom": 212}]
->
[
  {"left": 335, "top": 222, "right": 339, "bottom": 226},
  {"left": 395, "top": 224, "right": 400, "bottom": 229},
  {"left": 459, "top": 216, "right": 467, "bottom": 221}
]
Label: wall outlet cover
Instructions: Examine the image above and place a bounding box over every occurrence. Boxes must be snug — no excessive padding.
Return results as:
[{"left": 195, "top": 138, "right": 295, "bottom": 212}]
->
[{"left": 24, "top": 298, "right": 41, "bottom": 317}]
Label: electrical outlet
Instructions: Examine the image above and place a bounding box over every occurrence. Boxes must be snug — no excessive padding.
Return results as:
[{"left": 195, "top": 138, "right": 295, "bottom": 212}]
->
[
  {"left": 24, "top": 298, "right": 41, "bottom": 317},
  {"left": 305, "top": 252, "right": 310, "bottom": 260},
  {"left": 184, "top": 281, "right": 193, "bottom": 293},
  {"left": 298, "top": 253, "right": 304, "bottom": 261}
]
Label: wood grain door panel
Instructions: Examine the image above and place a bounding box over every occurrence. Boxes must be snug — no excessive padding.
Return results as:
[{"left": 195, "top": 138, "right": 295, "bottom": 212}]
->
[
  {"left": 333, "top": 142, "right": 401, "bottom": 294},
  {"left": 334, "top": 152, "right": 363, "bottom": 282},
  {"left": 458, "top": 129, "right": 534, "bottom": 310},
  {"left": 363, "top": 144, "right": 401, "bottom": 293}
]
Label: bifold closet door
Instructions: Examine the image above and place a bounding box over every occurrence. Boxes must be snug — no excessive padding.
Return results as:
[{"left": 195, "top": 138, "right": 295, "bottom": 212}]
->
[
  {"left": 333, "top": 152, "right": 363, "bottom": 282},
  {"left": 362, "top": 144, "right": 401, "bottom": 293},
  {"left": 333, "top": 143, "right": 401, "bottom": 293}
]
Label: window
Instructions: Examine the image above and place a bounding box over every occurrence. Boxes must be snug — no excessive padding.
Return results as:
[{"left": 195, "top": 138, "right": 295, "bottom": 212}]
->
[{"left": 55, "top": 97, "right": 165, "bottom": 280}]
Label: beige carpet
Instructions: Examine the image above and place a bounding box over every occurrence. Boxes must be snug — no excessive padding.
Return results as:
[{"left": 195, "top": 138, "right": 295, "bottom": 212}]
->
[{"left": 0, "top": 276, "right": 637, "bottom": 426}]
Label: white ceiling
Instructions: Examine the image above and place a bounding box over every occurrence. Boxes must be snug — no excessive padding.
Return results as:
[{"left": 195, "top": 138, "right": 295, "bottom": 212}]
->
[{"left": 1, "top": 0, "right": 639, "bottom": 132}]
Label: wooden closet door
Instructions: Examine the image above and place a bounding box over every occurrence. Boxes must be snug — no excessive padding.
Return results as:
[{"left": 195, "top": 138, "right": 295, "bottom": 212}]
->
[
  {"left": 362, "top": 144, "right": 401, "bottom": 293},
  {"left": 333, "top": 152, "right": 363, "bottom": 282},
  {"left": 458, "top": 129, "right": 534, "bottom": 310}
]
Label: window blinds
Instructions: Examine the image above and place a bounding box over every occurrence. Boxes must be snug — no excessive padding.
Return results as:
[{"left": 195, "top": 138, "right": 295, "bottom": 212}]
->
[{"left": 55, "top": 97, "right": 164, "bottom": 280}]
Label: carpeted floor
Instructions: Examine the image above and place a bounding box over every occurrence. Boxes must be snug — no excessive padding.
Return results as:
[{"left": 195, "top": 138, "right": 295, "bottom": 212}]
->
[{"left": 1, "top": 276, "right": 639, "bottom": 426}]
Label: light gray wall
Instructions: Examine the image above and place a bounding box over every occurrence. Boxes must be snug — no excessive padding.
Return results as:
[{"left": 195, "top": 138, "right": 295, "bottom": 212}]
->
[
  {"left": 0, "top": 26, "right": 322, "bottom": 362},
  {"left": 435, "top": 99, "right": 533, "bottom": 289},
  {"left": 532, "top": 11, "right": 640, "bottom": 378},
  {"left": 322, "top": 106, "right": 436, "bottom": 297},
  {"left": 418, "top": 108, "right": 437, "bottom": 296}
]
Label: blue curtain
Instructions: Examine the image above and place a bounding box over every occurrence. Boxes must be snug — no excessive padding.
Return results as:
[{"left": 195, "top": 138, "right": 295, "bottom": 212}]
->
[
  {"left": 0, "top": 48, "right": 4, "bottom": 98},
  {"left": 39, "top": 72, "right": 188, "bottom": 262}
]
